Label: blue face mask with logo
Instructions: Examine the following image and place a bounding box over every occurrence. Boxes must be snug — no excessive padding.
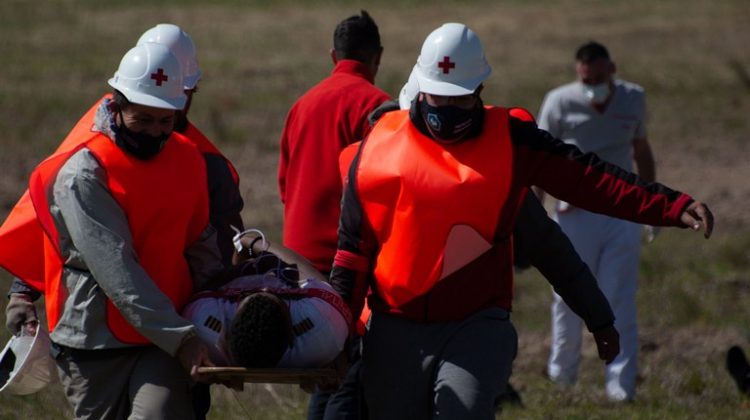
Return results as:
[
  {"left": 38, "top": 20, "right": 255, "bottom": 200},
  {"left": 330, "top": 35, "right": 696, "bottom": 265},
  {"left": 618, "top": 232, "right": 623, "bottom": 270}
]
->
[
  {"left": 418, "top": 98, "right": 484, "bottom": 144},
  {"left": 114, "top": 111, "right": 170, "bottom": 160}
]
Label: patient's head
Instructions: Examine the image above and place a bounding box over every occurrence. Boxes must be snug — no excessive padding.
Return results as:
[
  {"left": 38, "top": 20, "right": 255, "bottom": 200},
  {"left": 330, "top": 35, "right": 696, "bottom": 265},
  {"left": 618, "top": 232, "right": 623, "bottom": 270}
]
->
[{"left": 226, "top": 292, "right": 293, "bottom": 368}]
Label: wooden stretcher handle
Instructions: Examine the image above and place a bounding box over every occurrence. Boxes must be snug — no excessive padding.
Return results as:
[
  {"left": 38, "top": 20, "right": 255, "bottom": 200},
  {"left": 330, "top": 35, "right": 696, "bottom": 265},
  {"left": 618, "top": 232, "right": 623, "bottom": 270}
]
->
[{"left": 195, "top": 367, "right": 338, "bottom": 384}]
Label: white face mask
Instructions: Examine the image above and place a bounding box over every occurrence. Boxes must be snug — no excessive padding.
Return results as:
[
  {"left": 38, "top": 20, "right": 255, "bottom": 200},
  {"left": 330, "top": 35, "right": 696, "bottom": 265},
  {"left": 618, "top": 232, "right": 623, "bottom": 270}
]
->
[{"left": 582, "top": 82, "right": 610, "bottom": 104}]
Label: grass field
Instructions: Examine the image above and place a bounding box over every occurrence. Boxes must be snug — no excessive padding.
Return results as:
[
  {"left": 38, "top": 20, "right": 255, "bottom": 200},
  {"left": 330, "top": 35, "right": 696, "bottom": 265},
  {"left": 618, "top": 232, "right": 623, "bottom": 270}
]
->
[{"left": 1, "top": 0, "right": 749, "bottom": 418}]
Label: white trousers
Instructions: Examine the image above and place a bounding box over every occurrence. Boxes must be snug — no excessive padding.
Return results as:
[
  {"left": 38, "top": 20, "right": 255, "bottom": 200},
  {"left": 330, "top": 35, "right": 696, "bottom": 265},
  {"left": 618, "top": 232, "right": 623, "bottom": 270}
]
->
[{"left": 548, "top": 209, "right": 641, "bottom": 401}]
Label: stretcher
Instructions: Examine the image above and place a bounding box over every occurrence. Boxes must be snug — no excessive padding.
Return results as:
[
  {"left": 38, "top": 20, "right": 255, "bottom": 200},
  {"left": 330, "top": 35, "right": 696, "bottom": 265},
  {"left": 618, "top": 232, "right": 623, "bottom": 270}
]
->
[{"left": 196, "top": 367, "right": 338, "bottom": 384}]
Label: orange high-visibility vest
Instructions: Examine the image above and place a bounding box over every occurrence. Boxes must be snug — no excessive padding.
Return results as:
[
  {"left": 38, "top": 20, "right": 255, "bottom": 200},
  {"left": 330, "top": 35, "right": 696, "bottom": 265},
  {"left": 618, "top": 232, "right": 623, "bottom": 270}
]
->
[
  {"left": 0, "top": 95, "right": 234, "bottom": 302},
  {"left": 353, "top": 107, "right": 518, "bottom": 317},
  {"left": 27, "top": 127, "right": 208, "bottom": 344}
]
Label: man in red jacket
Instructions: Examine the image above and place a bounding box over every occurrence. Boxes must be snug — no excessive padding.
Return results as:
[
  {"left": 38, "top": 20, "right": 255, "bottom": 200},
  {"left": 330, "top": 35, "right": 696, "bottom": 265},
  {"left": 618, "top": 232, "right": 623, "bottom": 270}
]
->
[
  {"left": 278, "top": 10, "right": 389, "bottom": 276},
  {"left": 277, "top": 12, "right": 389, "bottom": 419}
]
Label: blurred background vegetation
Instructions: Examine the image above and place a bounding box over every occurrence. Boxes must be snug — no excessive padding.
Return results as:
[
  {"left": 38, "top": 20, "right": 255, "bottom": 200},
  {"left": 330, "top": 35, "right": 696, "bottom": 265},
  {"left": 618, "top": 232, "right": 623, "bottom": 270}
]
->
[{"left": 0, "top": 0, "right": 749, "bottom": 418}]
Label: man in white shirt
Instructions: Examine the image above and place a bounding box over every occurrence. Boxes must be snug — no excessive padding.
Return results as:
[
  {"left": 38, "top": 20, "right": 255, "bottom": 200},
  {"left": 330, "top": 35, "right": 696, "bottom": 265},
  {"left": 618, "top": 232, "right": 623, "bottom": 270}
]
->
[{"left": 538, "top": 41, "right": 656, "bottom": 402}]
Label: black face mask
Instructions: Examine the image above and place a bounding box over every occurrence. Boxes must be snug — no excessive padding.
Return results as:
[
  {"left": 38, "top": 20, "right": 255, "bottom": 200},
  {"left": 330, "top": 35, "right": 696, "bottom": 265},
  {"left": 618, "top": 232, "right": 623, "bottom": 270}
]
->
[
  {"left": 114, "top": 112, "right": 170, "bottom": 160},
  {"left": 418, "top": 97, "right": 484, "bottom": 144}
]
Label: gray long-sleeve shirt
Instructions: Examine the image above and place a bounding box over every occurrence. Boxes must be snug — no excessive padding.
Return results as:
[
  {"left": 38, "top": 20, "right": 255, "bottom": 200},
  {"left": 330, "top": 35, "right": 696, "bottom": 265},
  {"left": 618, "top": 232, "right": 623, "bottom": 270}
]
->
[{"left": 39, "top": 102, "right": 223, "bottom": 356}]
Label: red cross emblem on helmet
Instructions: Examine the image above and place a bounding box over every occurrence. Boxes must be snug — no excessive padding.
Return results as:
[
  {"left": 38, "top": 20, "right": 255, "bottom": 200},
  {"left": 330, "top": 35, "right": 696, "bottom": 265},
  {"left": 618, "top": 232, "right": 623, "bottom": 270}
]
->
[
  {"left": 108, "top": 43, "right": 187, "bottom": 110},
  {"left": 151, "top": 68, "right": 169, "bottom": 86},
  {"left": 438, "top": 56, "right": 455, "bottom": 74},
  {"left": 415, "top": 23, "right": 492, "bottom": 96}
]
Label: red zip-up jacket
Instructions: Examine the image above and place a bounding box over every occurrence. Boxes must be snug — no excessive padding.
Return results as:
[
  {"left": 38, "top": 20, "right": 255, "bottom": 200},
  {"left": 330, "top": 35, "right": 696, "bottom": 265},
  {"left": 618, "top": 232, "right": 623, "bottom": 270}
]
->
[{"left": 278, "top": 59, "right": 389, "bottom": 274}]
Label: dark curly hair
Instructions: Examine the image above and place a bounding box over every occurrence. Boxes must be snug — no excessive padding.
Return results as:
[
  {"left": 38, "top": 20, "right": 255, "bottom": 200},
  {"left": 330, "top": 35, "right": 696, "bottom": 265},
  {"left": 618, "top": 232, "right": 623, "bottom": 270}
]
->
[{"left": 227, "top": 292, "right": 292, "bottom": 368}]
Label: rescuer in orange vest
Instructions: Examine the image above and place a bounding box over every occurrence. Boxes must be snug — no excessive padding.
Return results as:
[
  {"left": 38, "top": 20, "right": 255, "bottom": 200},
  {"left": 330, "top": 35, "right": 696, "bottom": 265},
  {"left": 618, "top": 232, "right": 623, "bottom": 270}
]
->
[
  {"left": 0, "top": 43, "right": 222, "bottom": 418},
  {"left": 2, "top": 24, "right": 243, "bottom": 330},
  {"left": 2, "top": 26, "right": 242, "bottom": 418},
  {"left": 330, "top": 23, "right": 714, "bottom": 420},
  {"left": 134, "top": 24, "right": 245, "bottom": 420}
]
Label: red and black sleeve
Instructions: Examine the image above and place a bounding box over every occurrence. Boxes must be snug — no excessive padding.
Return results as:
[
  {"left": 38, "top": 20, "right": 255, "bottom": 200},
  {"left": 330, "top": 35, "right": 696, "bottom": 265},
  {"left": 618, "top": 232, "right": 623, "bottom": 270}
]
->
[
  {"left": 329, "top": 141, "right": 377, "bottom": 325},
  {"left": 509, "top": 117, "right": 693, "bottom": 227}
]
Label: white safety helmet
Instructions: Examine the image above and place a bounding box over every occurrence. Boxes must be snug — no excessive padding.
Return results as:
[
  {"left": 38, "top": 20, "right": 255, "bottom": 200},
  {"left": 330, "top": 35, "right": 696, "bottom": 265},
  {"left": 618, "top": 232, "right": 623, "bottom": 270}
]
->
[
  {"left": 108, "top": 42, "right": 187, "bottom": 110},
  {"left": 414, "top": 23, "right": 491, "bottom": 96},
  {"left": 137, "top": 23, "right": 202, "bottom": 90},
  {"left": 398, "top": 65, "right": 420, "bottom": 110},
  {"left": 0, "top": 327, "right": 56, "bottom": 395}
]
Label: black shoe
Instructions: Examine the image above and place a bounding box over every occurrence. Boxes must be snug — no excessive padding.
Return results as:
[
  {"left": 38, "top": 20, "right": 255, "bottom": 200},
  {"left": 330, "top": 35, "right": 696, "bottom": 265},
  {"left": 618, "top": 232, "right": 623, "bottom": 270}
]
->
[{"left": 726, "top": 345, "right": 750, "bottom": 396}]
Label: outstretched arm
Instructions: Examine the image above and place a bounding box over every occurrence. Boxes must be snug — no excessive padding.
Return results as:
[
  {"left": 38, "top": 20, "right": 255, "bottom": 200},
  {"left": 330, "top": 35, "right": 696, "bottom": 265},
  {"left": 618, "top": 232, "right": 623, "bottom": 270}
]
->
[{"left": 511, "top": 118, "right": 714, "bottom": 238}]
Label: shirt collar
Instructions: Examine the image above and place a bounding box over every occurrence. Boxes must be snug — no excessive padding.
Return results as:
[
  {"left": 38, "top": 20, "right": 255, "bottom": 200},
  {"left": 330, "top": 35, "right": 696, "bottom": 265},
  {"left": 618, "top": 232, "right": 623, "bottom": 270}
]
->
[{"left": 332, "top": 59, "right": 376, "bottom": 84}]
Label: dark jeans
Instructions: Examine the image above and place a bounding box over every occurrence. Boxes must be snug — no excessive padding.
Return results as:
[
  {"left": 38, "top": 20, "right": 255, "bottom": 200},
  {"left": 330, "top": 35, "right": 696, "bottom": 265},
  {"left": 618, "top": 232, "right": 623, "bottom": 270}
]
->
[
  {"left": 192, "top": 383, "right": 211, "bottom": 420},
  {"left": 306, "top": 389, "right": 332, "bottom": 420},
  {"left": 308, "top": 338, "right": 366, "bottom": 420}
]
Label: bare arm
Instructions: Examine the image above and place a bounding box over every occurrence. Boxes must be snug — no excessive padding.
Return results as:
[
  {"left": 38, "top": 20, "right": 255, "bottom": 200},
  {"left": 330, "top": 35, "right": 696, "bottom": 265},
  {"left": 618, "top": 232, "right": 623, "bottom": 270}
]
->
[{"left": 632, "top": 137, "right": 655, "bottom": 183}]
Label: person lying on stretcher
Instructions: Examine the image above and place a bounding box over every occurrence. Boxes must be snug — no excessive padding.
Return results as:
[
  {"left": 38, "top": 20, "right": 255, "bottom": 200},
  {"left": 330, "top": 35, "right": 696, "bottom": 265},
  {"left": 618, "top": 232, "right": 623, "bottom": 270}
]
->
[{"left": 182, "top": 230, "right": 350, "bottom": 372}]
